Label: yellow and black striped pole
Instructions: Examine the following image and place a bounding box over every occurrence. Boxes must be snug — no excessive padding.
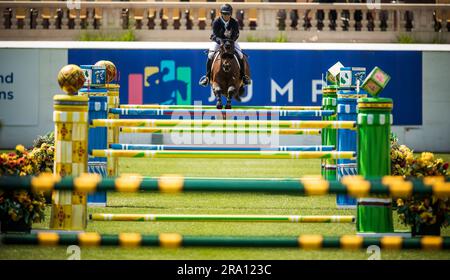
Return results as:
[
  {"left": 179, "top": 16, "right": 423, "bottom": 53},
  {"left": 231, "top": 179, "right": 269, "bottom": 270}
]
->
[
  {"left": 2, "top": 233, "right": 449, "bottom": 250},
  {"left": 106, "top": 83, "right": 120, "bottom": 177},
  {"left": 50, "top": 94, "right": 89, "bottom": 230},
  {"left": 3, "top": 174, "right": 448, "bottom": 196}
]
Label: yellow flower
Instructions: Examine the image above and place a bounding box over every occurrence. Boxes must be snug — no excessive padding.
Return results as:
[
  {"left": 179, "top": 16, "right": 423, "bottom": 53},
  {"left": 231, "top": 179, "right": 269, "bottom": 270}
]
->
[
  {"left": 421, "top": 152, "right": 434, "bottom": 163},
  {"left": 406, "top": 154, "right": 414, "bottom": 164},
  {"left": 396, "top": 198, "right": 404, "bottom": 207},
  {"left": 420, "top": 212, "right": 432, "bottom": 219},
  {"left": 11, "top": 212, "right": 19, "bottom": 221},
  {"left": 15, "top": 145, "right": 25, "bottom": 153},
  {"left": 15, "top": 191, "right": 29, "bottom": 203},
  {"left": 391, "top": 151, "right": 397, "bottom": 160},
  {"left": 399, "top": 145, "right": 410, "bottom": 153},
  {"left": 24, "top": 165, "right": 33, "bottom": 174}
]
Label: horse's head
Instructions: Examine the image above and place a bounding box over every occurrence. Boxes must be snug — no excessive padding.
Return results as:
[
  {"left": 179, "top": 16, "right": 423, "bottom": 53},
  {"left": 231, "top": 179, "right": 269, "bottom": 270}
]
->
[
  {"left": 220, "top": 39, "right": 235, "bottom": 56},
  {"left": 219, "top": 39, "right": 235, "bottom": 73},
  {"left": 221, "top": 58, "right": 233, "bottom": 73}
]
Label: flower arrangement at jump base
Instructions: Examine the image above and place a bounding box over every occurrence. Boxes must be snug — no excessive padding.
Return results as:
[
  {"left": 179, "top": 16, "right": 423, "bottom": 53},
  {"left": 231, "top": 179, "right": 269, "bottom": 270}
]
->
[
  {"left": 391, "top": 135, "right": 449, "bottom": 176},
  {"left": 390, "top": 134, "right": 450, "bottom": 236},
  {"left": 0, "top": 133, "right": 54, "bottom": 233}
]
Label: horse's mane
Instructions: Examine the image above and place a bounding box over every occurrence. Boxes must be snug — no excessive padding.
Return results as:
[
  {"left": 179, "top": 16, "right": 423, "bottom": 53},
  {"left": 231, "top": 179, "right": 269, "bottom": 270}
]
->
[{"left": 220, "top": 52, "right": 235, "bottom": 60}]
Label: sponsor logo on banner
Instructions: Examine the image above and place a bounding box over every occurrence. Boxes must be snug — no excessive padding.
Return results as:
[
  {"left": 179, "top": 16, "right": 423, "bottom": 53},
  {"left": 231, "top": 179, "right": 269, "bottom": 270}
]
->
[{"left": 128, "top": 60, "right": 192, "bottom": 105}]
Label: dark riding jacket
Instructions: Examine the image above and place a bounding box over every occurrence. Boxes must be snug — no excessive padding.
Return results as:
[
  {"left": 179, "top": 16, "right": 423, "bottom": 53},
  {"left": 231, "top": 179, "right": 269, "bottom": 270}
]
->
[{"left": 210, "top": 17, "right": 240, "bottom": 44}]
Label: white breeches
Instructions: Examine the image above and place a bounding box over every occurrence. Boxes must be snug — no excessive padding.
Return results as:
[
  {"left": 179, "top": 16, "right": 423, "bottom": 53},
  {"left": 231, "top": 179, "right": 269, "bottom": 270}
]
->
[{"left": 208, "top": 41, "right": 243, "bottom": 60}]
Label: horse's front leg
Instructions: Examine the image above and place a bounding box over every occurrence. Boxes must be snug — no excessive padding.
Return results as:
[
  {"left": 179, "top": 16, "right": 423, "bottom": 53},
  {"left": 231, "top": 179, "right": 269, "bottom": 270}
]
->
[
  {"left": 226, "top": 86, "right": 236, "bottom": 109},
  {"left": 212, "top": 83, "right": 223, "bottom": 109}
]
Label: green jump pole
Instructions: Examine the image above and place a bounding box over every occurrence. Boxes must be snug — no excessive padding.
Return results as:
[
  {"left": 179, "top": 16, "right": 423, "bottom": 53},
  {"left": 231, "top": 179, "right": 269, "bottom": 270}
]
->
[
  {"left": 356, "top": 97, "right": 394, "bottom": 234},
  {"left": 89, "top": 213, "right": 356, "bottom": 223},
  {"left": 91, "top": 150, "right": 356, "bottom": 160}
]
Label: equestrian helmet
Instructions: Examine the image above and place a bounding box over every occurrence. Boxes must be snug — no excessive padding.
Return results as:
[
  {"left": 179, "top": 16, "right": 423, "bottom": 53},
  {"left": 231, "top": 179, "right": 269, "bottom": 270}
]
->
[{"left": 220, "top": 4, "right": 233, "bottom": 15}]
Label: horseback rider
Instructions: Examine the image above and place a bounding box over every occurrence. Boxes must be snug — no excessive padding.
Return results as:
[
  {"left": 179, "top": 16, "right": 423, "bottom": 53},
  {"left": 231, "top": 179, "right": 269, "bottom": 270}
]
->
[{"left": 199, "top": 3, "right": 250, "bottom": 87}]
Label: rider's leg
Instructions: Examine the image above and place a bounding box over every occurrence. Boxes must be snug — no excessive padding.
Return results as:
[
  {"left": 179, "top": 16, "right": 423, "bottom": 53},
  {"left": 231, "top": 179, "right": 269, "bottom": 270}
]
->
[
  {"left": 206, "top": 56, "right": 213, "bottom": 77},
  {"left": 234, "top": 43, "right": 250, "bottom": 85},
  {"left": 199, "top": 52, "right": 213, "bottom": 86},
  {"left": 199, "top": 43, "right": 219, "bottom": 86}
]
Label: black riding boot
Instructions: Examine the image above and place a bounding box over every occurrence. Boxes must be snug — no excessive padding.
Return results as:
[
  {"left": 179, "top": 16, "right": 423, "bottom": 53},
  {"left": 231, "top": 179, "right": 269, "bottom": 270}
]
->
[
  {"left": 199, "top": 58, "right": 213, "bottom": 87},
  {"left": 238, "top": 57, "right": 250, "bottom": 85}
]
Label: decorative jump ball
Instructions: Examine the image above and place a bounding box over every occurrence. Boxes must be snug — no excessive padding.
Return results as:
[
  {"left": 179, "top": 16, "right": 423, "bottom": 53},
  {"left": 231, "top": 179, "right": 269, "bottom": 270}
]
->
[
  {"left": 326, "top": 61, "right": 344, "bottom": 86},
  {"left": 95, "top": 60, "right": 117, "bottom": 83},
  {"left": 361, "top": 66, "right": 391, "bottom": 97},
  {"left": 57, "top": 64, "right": 85, "bottom": 95}
]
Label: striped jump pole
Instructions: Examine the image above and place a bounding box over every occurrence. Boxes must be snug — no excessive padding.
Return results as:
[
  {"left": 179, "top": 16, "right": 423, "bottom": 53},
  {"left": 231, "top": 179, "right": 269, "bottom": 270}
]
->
[
  {"left": 2, "top": 233, "right": 449, "bottom": 250},
  {"left": 2, "top": 174, "right": 448, "bottom": 196},
  {"left": 91, "top": 119, "right": 357, "bottom": 130},
  {"left": 110, "top": 144, "right": 335, "bottom": 152},
  {"left": 119, "top": 127, "right": 322, "bottom": 135},
  {"left": 120, "top": 104, "right": 322, "bottom": 111},
  {"left": 91, "top": 150, "right": 356, "bottom": 160},
  {"left": 89, "top": 213, "right": 356, "bottom": 223},
  {"left": 110, "top": 108, "right": 335, "bottom": 117}
]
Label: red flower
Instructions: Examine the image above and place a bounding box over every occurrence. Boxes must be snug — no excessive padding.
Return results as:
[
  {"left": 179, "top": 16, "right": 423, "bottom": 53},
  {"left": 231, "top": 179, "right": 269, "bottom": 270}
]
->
[
  {"left": 17, "top": 157, "right": 25, "bottom": 165},
  {"left": 443, "top": 162, "right": 449, "bottom": 170}
]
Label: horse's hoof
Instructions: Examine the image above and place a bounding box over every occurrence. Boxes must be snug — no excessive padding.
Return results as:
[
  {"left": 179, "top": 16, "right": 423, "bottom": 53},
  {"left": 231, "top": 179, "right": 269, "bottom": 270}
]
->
[
  {"left": 225, "top": 104, "right": 232, "bottom": 109},
  {"left": 216, "top": 104, "right": 223, "bottom": 109}
]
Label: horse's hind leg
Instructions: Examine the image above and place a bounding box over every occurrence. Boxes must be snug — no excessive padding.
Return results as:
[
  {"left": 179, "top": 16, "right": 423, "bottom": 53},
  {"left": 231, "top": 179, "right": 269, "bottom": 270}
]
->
[
  {"left": 213, "top": 85, "right": 223, "bottom": 109},
  {"left": 226, "top": 86, "right": 236, "bottom": 109}
]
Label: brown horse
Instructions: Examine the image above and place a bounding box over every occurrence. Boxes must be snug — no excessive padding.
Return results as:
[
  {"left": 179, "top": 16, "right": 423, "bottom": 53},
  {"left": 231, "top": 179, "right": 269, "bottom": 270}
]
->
[{"left": 210, "top": 39, "right": 250, "bottom": 109}]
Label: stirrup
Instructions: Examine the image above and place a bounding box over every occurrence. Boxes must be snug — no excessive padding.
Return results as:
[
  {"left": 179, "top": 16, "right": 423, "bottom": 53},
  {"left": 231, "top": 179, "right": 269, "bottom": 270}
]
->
[{"left": 199, "top": 76, "right": 209, "bottom": 87}]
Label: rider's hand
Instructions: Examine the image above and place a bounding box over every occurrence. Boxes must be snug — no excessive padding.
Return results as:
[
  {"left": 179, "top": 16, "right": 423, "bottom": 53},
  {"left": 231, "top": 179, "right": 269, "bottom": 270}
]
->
[{"left": 224, "top": 30, "right": 231, "bottom": 38}]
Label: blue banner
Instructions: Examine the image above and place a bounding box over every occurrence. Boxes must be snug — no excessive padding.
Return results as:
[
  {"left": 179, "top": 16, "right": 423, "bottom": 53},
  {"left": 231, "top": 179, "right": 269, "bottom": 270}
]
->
[{"left": 69, "top": 49, "right": 422, "bottom": 125}]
